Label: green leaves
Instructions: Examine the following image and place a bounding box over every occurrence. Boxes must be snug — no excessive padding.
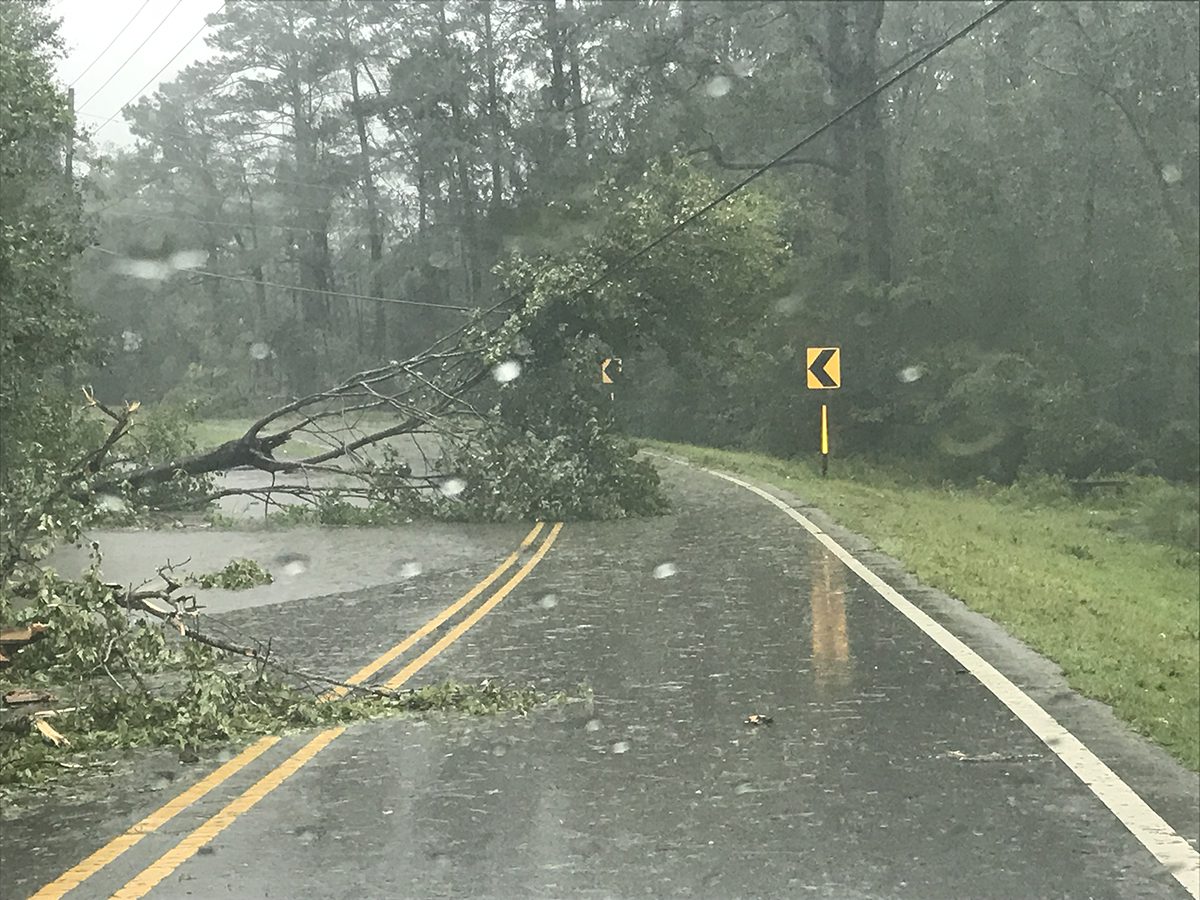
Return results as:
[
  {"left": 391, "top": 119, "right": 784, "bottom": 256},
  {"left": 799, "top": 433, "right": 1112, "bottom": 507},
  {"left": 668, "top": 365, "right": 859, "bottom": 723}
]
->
[
  {"left": 0, "top": 560, "right": 562, "bottom": 789},
  {"left": 491, "top": 160, "right": 787, "bottom": 367},
  {"left": 185, "top": 559, "right": 274, "bottom": 590}
]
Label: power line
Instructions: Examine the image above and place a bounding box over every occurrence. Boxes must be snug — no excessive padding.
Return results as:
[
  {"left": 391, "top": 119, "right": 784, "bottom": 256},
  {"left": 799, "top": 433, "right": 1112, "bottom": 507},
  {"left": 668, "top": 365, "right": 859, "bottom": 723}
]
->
[
  {"left": 576, "top": 0, "right": 1017, "bottom": 297},
  {"left": 90, "top": 246, "right": 468, "bottom": 312},
  {"left": 94, "top": 2, "right": 228, "bottom": 134},
  {"left": 77, "top": 0, "right": 187, "bottom": 110},
  {"left": 184, "top": 267, "right": 468, "bottom": 312},
  {"left": 426, "top": 0, "right": 1018, "bottom": 355},
  {"left": 99, "top": 208, "right": 371, "bottom": 235},
  {"left": 69, "top": 0, "right": 154, "bottom": 88}
]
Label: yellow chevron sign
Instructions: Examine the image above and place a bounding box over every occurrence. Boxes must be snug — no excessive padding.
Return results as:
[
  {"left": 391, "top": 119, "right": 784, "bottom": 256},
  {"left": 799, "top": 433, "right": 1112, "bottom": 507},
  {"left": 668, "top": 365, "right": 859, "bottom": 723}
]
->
[
  {"left": 806, "top": 347, "right": 841, "bottom": 389},
  {"left": 601, "top": 357, "right": 622, "bottom": 385}
]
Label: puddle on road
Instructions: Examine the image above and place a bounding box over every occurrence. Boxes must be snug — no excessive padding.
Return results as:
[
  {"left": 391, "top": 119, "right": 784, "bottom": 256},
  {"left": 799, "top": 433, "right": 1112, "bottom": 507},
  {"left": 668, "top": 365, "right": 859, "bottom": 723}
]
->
[
  {"left": 40, "top": 440, "right": 532, "bottom": 614},
  {"left": 48, "top": 522, "right": 526, "bottom": 616}
]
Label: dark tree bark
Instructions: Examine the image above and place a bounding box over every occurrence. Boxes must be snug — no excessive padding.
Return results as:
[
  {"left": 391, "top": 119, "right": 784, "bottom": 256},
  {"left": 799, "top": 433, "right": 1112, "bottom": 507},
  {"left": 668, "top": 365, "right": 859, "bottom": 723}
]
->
[
  {"left": 565, "top": 0, "right": 587, "bottom": 147},
  {"left": 349, "top": 61, "right": 387, "bottom": 355},
  {"left": 821, "top": 0, "right": 891, "bottom": 284},
  {"left": 545, "top": 0, "right": 568, "bottom": 152},
  {"left": 482, "top": 2, "right": 504, "bottom": 208}
]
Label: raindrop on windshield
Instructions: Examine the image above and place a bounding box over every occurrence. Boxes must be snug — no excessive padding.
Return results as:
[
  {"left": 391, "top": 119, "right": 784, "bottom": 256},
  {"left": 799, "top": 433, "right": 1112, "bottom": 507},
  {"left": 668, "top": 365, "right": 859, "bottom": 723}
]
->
[
  {"left": 592, "top": 89, "right": 619, "bottom": 109},
  {"left": 122, "top": 330, "right": 143, "bottom": 352},
  {"left": 428, "top": 250, "right": 454, "bottom": 269},
  {"left": 774, "top": 293, "right": 803, "bottom": 316},
  {"left": 539, "top": 593, "right": 558, "bottom": 609},
  {"left": 97, "top": 494, "right": 127, "bottom": 512},
  {"left": 584, "top": 718, "right": 602, "bottom": 732},
  {"left": 610, "top": 740, "right": 631, "bottom": 754},
  {"left": 897, "top": 365, "right": 926, "bottom": 383},
  {"left": 491, "top": 744, "right": 508, "bottom": 757},
  {"left": 438, "top": 477, "right": 466, "bottom": 498},
  {"left": 399, "top": 562, "right": 423, "bottom": 579},
  {"left": 653, "top": 562, "right": 678, "bottom": 579},
  {"left": 169, "top": 250, "right": 206, "bottom": 271},
  {"left": 249, "top": 342, "right": 271, "bottom": 360},
  {"left": 1162, "top": 164, "right": 1182, "bottom": 184},
  {"left": 492, "top": 360, "right": 521, "bottom": 383},
  {"left": 282, "top": 561, "right": 306, "bottom": 577},
  {"left": 731, "top": 59, "right": 755, "bottom": 78},
  {"left": 936, "top": 426, "right": 1007, "bottom": 457},
  {"left": 113, "top": 258, "right": 169, "bottom": 281},
  {"left": 705, "top": 75, "right": 732, "bottom": 98}
]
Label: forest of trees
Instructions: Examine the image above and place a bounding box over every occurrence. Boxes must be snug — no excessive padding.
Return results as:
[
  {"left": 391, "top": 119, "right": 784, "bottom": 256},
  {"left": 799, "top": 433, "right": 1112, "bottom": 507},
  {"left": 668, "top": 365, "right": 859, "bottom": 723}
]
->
[{"left": 17, "top": 0, "right": 1200, "bottom": 484}]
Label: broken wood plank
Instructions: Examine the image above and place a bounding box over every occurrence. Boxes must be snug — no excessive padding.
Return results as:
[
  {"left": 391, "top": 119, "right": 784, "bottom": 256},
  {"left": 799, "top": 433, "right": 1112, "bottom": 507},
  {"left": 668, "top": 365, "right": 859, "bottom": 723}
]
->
[
  {"left": 33, "top": 718, "right": 69, "bottom": 747},
  {"left": 0, "top": 623, "right": 49, "bottom": 645},
  {"left": 3, "top": 689, "right": 57, "bottom": 705}
]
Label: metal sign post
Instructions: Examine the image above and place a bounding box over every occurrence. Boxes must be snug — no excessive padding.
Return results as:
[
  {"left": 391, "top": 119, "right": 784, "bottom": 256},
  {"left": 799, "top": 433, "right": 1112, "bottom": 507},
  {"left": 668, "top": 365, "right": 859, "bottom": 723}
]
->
[{"left": 820, "top": 402, "right": 829, "bottom": 476}]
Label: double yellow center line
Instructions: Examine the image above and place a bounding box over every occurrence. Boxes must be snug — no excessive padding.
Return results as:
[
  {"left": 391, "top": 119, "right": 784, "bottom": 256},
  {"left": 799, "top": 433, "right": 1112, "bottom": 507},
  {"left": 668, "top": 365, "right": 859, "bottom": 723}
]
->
[{"left": 32, "top": 521, "right": 562, "bottom": 899}]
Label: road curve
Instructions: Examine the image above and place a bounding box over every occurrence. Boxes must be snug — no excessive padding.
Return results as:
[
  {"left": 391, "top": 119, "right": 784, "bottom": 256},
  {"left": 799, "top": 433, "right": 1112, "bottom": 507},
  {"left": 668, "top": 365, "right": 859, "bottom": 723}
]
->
[{"left": 9, "top": 462, "right": 1199, "bottom": 899}]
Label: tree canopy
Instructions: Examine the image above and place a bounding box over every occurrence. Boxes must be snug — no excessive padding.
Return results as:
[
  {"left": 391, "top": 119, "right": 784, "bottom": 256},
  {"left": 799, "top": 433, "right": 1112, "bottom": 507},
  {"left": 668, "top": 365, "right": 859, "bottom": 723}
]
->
[{"left": 11, "top": 0, "right": 1200, "bottom": 499}]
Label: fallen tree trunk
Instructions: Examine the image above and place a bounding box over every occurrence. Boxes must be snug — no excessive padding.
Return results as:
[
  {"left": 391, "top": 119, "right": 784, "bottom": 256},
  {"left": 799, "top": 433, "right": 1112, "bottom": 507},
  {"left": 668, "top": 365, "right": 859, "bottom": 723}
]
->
[{"left": 95, "top": 351, "right": 492, "bottom": 494}]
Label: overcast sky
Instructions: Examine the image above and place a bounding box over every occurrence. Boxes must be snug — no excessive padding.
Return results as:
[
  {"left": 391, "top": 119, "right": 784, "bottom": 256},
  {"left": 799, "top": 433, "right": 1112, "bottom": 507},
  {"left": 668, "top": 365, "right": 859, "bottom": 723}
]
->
[{"left": 52, "top": 0, "right": 223, "bottom": 148}]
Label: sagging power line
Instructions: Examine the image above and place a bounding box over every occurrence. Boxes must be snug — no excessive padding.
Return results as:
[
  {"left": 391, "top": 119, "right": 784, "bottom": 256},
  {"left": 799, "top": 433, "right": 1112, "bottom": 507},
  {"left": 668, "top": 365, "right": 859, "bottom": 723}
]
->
[
  {"left": 76, "top": 0, "right": 186, "bottom": 110},
  {"left": 429, "top": 0, "right": 1019, "bottom": 352},
  {"left": 93, "top": 1, "right": 228, "bottom": 134},
  {"left": 68, "top": 0, "right": 153, "bottom": 88},
  {"left": 90, "top": 245, "right": 469, "bottom": 312}
]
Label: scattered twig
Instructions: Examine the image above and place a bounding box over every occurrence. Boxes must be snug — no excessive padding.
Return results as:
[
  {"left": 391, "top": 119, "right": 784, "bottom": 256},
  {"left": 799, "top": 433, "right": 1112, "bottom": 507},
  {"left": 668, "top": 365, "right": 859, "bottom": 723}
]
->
[{"left": 111, "top": 584, "right": 403, "bottom": 700}]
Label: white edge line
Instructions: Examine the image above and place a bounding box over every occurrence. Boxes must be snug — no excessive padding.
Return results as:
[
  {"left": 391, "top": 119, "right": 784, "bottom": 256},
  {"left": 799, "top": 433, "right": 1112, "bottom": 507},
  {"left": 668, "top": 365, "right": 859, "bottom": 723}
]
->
[{"left": 694, "top": 461, "right": 1199, "bottom": 899}]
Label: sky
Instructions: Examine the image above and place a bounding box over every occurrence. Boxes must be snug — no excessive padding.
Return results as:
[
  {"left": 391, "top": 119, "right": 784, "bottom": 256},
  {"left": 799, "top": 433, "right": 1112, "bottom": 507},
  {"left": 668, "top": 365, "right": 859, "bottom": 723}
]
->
[{"left": 52, "top": 0, "right": 223, "bottom": 148}]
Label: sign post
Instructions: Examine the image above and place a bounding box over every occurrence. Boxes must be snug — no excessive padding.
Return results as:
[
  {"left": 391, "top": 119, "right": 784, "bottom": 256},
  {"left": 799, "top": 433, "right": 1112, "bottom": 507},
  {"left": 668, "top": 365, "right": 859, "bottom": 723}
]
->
[
  {"left": 820, "top": 402, "right": 829, "bottom": 477},
  {"left": 806, "top": 347, "right": 841, "bottom": 476}
]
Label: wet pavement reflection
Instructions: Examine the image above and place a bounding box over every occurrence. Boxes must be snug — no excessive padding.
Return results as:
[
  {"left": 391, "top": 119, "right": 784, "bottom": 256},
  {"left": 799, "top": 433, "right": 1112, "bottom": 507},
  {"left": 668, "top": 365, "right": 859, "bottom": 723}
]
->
[
  {"left": 142, "top": 467, "right": 1189, "bottom": 899},
  {"left": 810, "top": 548, "right": 851, "bottom": 694},
  {"left": 5, "top": 466, "right": 1193, "bottom": 899}
]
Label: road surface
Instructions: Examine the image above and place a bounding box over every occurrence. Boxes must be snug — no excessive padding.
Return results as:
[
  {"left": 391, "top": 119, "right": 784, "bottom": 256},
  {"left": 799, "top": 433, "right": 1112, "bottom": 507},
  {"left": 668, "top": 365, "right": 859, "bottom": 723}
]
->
[{"left": 5, "top": 460, "right": 1198, "bottom": 898}]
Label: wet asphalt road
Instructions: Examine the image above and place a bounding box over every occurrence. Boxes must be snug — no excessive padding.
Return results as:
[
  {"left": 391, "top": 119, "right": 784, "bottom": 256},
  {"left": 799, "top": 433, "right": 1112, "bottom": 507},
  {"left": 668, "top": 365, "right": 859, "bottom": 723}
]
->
[{"left": 5, "top": 462, "right": 1198, "bottom": 899}]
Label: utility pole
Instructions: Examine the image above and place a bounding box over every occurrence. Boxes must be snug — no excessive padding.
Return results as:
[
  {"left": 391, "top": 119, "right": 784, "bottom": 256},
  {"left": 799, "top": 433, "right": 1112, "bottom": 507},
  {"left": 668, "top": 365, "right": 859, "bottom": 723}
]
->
[{"left": 65, "top": 87, "right": 75, "bottom": 189}]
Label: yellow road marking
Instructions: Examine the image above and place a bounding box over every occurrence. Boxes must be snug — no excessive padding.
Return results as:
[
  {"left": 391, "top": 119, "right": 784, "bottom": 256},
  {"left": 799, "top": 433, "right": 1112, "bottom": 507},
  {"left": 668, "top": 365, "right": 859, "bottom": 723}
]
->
[
  {"left": 111, "top": 522, "right": 564, "bottom": 899},
  {"left": 325, "top": 521, "right": 544, "bottom": 698},
  {"left": 29, "top": 524, "right": 545, "bottom": 899},
  {"left": 110, "top": 727, "right": 346, "bottom": 900},
  {"left": 385, "top": 522, "right": 564, "bottom": 689},
  {"left": 27, "top": 737, "right": 280, "bottom": 900}
]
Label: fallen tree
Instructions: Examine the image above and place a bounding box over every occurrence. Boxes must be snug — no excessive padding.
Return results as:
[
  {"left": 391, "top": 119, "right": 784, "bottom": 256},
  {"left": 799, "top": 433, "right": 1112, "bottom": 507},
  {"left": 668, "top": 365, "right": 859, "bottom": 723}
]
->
[
  {"left": 6, "top": 162, "right": 785, "bottom": 574},
  {"left": 0, "top": 161, "right": 785, "bottom": 783}
]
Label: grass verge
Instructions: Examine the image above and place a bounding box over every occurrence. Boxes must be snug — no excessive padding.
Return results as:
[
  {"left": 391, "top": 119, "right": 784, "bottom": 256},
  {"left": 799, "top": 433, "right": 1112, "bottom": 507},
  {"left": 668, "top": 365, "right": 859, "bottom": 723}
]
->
[{"left": 644, "top": 440, "right": 1200, "bottom": 771}]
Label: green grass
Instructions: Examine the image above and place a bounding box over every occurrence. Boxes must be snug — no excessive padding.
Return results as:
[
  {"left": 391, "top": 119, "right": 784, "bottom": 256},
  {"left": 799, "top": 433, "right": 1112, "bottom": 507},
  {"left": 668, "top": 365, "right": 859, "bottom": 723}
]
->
[
  {"left": 645, "top": 440, "right": 1200, "bottom": 771},
  {"left": 191, "top": 418, "right": 327, "bottom": 459}
]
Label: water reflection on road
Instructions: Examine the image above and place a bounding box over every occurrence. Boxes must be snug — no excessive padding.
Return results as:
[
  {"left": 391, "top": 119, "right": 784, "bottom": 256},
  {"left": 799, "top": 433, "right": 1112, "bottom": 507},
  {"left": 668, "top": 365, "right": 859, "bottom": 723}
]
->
[{"left": 810, "top": 547, "right": 852, "bottom": 694}]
